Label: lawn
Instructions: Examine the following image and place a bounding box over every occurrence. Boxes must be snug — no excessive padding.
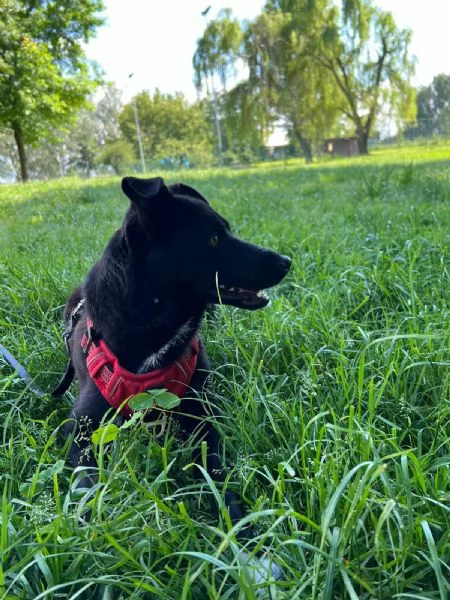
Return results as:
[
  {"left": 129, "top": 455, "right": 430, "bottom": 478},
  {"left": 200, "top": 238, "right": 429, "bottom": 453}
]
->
[{"left": 0, "top": 144, "right": 449, "bottom": 599}]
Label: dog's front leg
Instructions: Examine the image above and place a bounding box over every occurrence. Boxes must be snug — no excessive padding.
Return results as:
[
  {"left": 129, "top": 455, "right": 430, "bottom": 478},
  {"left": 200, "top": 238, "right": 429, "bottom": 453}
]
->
[
  {"left": 197, "top": 423, "right": 248, "bottom": 526},
  {"left": 65, "top": 382, "right": 111, "bottom": 489},
  {"left": 177, "top": 401, "right": 253, "bottom": 539}
]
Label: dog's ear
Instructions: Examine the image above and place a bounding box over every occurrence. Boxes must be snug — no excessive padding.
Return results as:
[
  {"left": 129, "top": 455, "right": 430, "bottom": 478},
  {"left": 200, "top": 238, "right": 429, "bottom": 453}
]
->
[
  {"left": 122, "top": 176, "right": 169, "bottom": 205},
  {"left": 168, "top": 183, "right": 209, "bottom": 205},
  {"left": 121, "top": 177, "right": 171, "bottom": 249}
]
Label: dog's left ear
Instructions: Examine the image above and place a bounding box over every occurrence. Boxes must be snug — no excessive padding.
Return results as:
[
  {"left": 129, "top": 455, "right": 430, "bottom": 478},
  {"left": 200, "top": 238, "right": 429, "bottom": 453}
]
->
[
  {"left": 168, "top": 183, "right": 209, "bottom": 205},
  {"left": 122, "top": 176, "right": 169, "bottom": 205}
]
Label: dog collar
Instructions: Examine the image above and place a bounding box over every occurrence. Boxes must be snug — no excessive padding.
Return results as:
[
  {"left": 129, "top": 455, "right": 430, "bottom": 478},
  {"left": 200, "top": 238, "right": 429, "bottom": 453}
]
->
[{"left": 81, "top": 318, "right": 199, "bottom": 419}]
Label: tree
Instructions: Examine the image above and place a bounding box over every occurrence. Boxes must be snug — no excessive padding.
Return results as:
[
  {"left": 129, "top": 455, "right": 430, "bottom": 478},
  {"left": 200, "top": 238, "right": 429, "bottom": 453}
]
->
[
  {"left": 0, "top": 84, "right": 125, "bottom": 180},
  {"left": 407, "top": 74, "right": 450, "bottom": 138},
  {"left": 241, "top": 13, "right": 282, "bottom": 149},
  {"left": 193, "top": 8, "right": 242, "bottom": 93},
  {"left": 97, "top": 140, "right": 135, "bottom": 175},
  {"left": 199, "top": 6, "right": 340, "bottom": 163},
  {"left": 193, "top": 9, "right": 242, "bottom": 164},
  {"left": 243, "top": 6, "right": 341, "bottom": 162},
  {"left": 316, "top": 0, "right": 415, "bottom": 153},
  {"left": 96, "top": 83, "right": 123, "bottom": 145},
  {"left": 222, "top": 81, "right": 268, "bottom": 162},
  {"left": 264, "top": 0, "right": 415, "bottom": 154},
  {"left": 22, "top": 103, "right": 99, "bottom": 179},
  {"left": 119, "top": 90, "right": 215, "bottom": 167},
  {"left": 0, "top": 131, "right": 17, "bottom": 180},
  {"left": 0, "top": 0, "right": 104, "bottom": 181}
]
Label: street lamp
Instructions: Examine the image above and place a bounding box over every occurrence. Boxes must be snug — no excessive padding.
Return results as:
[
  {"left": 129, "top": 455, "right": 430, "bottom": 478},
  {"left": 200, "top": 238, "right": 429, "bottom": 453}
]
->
[{"left": 128, "top": 73, "right": 146, "bottom": 174}]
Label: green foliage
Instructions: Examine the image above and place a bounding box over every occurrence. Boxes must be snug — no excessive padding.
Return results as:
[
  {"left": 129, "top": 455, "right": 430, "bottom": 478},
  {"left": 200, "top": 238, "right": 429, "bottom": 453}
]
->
[
  {"left": 222, "top": 79, "right": 277, "bottom": 165},
  {"left": 0, "top": 130, "right": 16, "bottom": 178},
  {"left": 195, "top": 5, "right": 342, "bottom": 163},
  {"left": 318, "top": 0, "right": 416, "bottom": 152},
  {"left": 91, "top": 423, "right": 120, "bottom": 445},
  {"left": 196, "top": 1, "right": 416, "bottom": 160},
  {"left": 0, "top": 0, "right": 104, "bottom": 180},
  {"left": 70, "top": 141, "right": 96, "bottom": 177},
  {"left": 0, "top": 84, "right": 125, "bottom": 180},
  {"left": 119, "top": 90, "right": 215, "bottom": 167},
  {"left": 265, "top": 0, "right": 416, "bottom": 153},
  {"left": 95, "top": 82, "right": 124, "bottom": 144},
  {"left": 97, "top": 139, "right": 135, "bottom": 175},
  {"left": 193, "top": 8, "right": 242, "bottom": 91},
  {"left": 128, "top": 390, "right": 181, "bottom": 411},
  {"left": 0, "top": 144, "right": 450, "bottom": 597},
  {"left": 244, "top": 6, "right": 342, "bottom": 161},
  {"left": 242, "top": 12, "right": 286, "bottom": 143},
  {"left": 406, "top": 73, "right": 450, "bottom": 139}
]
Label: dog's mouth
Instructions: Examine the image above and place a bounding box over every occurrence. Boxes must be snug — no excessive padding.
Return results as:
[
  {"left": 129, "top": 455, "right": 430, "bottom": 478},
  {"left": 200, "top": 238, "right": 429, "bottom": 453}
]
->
[{"left": 207, "top": 284, "right": 270, "bottom": 310}]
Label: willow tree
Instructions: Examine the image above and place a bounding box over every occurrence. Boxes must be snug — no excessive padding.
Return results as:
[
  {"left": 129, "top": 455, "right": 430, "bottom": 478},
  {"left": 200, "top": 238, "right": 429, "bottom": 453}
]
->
[
  {"left": 244, "top": 6, "right": 341, "bottom": 162},
  {"left": 193, "top": 9, "right": 242, "bottom": 164},
  {"left": 193, "top": 8, "right": 242, "bottom": 92},
  {"left": 241, "top": 12, "right": 282, "bottom": 149},
  {"left": 0, "top": 0, "right": 103, "bottom": 181},
  {"left": 265, "top": 0, "right": 415, "bottom": 154},
  {"left": 317, "top": 0, "right": 416, "bottom": 153}
]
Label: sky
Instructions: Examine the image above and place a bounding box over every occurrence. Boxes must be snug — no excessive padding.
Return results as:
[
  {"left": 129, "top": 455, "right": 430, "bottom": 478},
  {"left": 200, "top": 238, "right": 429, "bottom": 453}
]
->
[
  {"left": 85, "top": 0, "right": 266, "bottom": 100},
  {"left": 85, "top": 0, "right": 450, "bottom": 102}
]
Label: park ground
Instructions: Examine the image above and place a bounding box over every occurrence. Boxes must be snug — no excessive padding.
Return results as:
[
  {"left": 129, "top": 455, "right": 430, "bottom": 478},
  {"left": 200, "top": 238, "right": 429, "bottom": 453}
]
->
[{"left": 0, "top": 143, "right": 449, "bottom": 599}]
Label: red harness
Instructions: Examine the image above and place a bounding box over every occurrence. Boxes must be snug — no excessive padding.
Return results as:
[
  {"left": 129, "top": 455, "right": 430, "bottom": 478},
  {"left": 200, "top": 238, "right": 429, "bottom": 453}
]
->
[{"left": 81, "top": 319, "right": 199, "bottom": 419}]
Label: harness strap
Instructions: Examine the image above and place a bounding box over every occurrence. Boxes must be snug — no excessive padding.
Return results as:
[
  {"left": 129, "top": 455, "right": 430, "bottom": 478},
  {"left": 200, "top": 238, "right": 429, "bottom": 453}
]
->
[
  {"left": 51, "top": 298, "right": 86, "bottom": 397},
  {"left": 81, "top": 321, "right": 199, "bottom": 419}
]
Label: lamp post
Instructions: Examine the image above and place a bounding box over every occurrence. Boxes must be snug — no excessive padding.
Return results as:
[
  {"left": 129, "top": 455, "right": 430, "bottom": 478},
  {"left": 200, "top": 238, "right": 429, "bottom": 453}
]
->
[
  {"left": 201, "top": 7, "right": 223, "bottom": 167},
  {"left": 128, "top": 73, "right": 146, "bottom": 174}
]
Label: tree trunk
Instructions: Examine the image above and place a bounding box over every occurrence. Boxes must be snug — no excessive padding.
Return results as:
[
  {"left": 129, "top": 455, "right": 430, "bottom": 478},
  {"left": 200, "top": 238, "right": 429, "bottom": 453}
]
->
[
  {"left": 292, "top": 127, "right": 313, "bottom": 163},
  {"left": 12, "top": 122, "right": 29, "bottom": 182},
  {"left": 301, "top": 138, "right": 313, "bottom": 163},
  {"left": 357, "top": 131, "right": 369, "bottom": 155},
  {"left": 356, "top": 123, "right": 369, "bottom": 155}
]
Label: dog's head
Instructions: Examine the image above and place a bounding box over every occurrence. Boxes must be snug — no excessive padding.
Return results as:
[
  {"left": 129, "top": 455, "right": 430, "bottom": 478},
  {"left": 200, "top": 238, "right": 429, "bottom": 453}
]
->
[{"left": 121, "top": 176, "right": 291, "bottom": 310}]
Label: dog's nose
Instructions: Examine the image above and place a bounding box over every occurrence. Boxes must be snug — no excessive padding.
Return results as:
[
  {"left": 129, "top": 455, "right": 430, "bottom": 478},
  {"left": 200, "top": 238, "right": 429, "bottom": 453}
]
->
[{"left": 279, "top": 254, "right": 291, "bottom": 274}]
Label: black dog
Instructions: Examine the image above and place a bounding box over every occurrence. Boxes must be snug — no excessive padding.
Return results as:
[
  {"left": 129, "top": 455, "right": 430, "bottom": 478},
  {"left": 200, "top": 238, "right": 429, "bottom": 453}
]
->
[{"left": 55, "top": 176, "right": 290, "bottom": 556}]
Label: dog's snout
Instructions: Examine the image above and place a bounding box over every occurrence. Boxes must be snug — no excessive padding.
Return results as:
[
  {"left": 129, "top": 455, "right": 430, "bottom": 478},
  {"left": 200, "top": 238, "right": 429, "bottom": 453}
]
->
[{"left": 279, "top": 254, "right": 291, "bottom": 274}]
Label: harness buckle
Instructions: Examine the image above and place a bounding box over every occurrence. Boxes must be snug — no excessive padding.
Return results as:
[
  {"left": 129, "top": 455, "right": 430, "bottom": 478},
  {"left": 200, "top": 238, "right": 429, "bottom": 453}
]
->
[
  {"left": 62, "top": 299, "right": 86, "bottom": 354},
  {"left": 83, "top": 324, "right": 93, "bottom": 356},
  {"left": 62, "top": 330, "right": 71, "bottom": 353}
]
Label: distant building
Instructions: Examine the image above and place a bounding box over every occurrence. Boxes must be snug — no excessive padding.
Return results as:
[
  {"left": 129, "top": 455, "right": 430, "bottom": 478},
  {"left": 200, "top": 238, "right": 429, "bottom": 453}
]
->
[{"left": 323, "top": 137, "right": 359, "bottom": 157}]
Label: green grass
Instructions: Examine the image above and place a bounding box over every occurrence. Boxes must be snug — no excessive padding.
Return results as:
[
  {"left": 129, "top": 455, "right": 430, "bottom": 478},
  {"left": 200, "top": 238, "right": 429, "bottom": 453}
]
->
[{"left": 0, "top": 143, "right": 449, "bottom": 599}]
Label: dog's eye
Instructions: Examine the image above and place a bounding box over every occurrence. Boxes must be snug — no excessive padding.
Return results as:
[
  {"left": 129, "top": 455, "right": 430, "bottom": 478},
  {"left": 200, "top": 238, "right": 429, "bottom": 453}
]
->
[{"left": 210, "top": 234, "right": 220, "bottom": 247}]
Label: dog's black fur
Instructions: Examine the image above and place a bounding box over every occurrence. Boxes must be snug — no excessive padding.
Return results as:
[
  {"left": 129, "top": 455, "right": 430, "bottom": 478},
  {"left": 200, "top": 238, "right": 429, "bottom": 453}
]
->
[{"left": 56, "top": 176, "right": 291, "bottom": 531}]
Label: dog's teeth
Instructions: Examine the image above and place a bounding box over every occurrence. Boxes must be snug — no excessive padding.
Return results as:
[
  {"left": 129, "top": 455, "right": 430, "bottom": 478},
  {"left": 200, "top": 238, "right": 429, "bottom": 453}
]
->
[
  {"left": 229, "top": 287, "right": 237, "bottom": 292},
  {"left": 256, "top": 290, "right": 264, "bottom": 297}
]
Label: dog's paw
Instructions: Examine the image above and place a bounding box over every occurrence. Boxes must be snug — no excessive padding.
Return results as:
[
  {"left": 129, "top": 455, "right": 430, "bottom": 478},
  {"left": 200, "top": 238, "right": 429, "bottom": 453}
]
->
[{"left": 238, "top": 550, "right": 283, "bottom": 587}]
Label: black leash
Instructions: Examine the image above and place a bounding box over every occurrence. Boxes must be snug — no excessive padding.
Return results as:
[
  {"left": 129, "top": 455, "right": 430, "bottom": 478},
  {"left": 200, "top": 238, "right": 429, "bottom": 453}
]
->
[
  {"left": 0, "top": 299, "right": 86, "bottom": 399},
  {"left": 0, "top": 343, "right": 45, "bottom": 397}
]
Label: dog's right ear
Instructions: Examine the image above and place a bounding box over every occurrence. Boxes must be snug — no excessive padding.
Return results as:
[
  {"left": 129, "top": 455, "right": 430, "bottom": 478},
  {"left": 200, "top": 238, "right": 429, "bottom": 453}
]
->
[
  {"left": 121, "top": 176, "right": 169, "bottom": 205},
  {"left": 121, "top": 177, "right": 171, "bottom": 249}
]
